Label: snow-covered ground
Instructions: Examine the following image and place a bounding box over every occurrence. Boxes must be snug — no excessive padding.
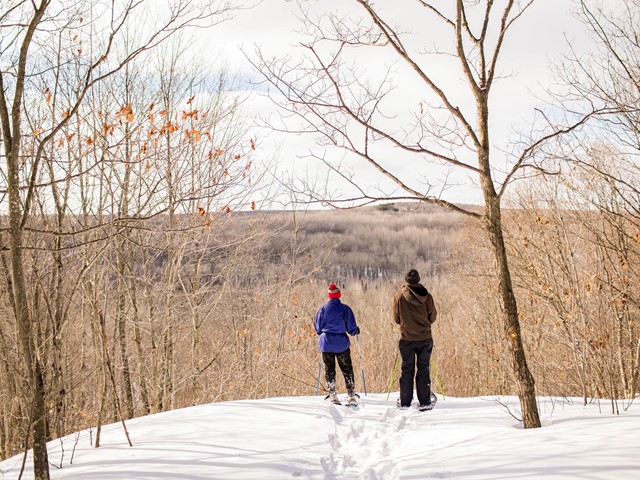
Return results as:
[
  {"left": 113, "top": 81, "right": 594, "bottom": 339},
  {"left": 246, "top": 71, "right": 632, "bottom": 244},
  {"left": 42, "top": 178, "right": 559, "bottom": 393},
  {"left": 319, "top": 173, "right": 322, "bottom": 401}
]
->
[{"left": 2, "top": 393, "right": 639, "bottom": 479}]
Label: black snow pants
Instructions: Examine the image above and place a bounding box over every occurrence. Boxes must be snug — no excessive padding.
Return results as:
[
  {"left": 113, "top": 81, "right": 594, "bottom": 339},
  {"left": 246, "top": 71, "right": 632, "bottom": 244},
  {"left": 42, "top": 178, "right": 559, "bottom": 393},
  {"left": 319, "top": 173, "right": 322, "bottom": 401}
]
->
[
  {"left": 323, "top": 349, "right": 355, "bottom": 395},
  {"left": 398, "top": 338, "right": 434, "bottom": 407}
]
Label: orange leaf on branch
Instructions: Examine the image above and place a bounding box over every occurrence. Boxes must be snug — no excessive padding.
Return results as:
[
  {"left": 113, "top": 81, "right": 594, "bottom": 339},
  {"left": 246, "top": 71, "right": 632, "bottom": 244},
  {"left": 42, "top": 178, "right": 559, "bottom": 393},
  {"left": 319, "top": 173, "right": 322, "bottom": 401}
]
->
[
  {"left": 185, "top": 129, "right": 201, "bottom": 142},
  {"left": 115, "top": 104, "right": 134, "bottom": 123},
  {"left": 181, "top": 110, "right": 199, "bottom": 120},
  {"left": 159, "top": 121, "right": 178, "bottom": 135}
]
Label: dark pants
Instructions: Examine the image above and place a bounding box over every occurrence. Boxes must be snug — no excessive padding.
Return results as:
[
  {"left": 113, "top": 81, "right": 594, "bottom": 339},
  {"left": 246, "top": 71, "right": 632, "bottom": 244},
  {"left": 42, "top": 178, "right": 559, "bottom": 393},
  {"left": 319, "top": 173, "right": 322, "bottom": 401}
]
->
[
  {"left": 323, "top": 349, "right": 355, "bottom": 395},
  {"left": 399, "top": 338, "right": 434, "bottom": 407}
]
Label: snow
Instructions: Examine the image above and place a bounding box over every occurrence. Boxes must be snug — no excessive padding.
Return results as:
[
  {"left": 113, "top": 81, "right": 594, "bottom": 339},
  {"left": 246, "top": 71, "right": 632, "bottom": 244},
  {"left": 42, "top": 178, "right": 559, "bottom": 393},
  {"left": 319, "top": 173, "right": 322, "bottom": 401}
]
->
[{"left": 2, "top": 393, "right": 639, "bottom": 479}]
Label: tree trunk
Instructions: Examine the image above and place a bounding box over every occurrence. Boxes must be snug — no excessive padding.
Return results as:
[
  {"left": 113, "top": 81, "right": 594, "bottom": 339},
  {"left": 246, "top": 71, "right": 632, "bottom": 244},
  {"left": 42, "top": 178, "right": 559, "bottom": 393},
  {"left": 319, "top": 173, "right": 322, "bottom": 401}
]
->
[
  {"left": 484, "top": 199, "right": 541, "bottom": 428},
  {"left": 475, "top": 76, "right": 541, "bottom": 428},
  {"left": 30, "top": 359, "right": 51, "bottom": 478},
  {"left": 116, "top": 245, "right": 135, "bottom": 419},
  {"left": 1, "top": 1, "right": 52, "bottom": 476},
  {"left": 8, "top": 252, "right": 51, "bottom": 478},
  {"left": 6, "top": 144, "right": 51, "bottom": 480},
  {"left": 116, "top": 76, "right": 135, "bottom": 420},
  {"left": 130, "top": 273, "right": 151, "bottom": 414}
]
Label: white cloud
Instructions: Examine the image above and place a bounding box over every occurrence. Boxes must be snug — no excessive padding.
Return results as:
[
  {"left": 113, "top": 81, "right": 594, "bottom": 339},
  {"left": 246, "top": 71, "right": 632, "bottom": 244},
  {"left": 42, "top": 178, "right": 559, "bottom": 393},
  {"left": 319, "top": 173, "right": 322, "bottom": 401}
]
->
[{"left": 208, "top": 1, "right": 596, "bottom": 206}]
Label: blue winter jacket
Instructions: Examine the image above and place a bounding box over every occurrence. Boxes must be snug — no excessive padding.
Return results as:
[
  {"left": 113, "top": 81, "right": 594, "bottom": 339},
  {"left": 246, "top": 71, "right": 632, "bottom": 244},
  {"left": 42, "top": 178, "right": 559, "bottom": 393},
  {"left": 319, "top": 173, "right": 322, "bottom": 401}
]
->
[{"left": 314, "top": 299, "right": 358, "bottom": 353}]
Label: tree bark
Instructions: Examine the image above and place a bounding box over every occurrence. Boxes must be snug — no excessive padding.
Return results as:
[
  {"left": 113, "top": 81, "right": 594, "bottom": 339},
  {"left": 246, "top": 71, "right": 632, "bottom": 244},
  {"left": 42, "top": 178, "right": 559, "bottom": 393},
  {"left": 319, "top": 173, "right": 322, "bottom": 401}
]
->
[
  {"left": 484, "top": 204, "right": 541, "bottom": 427},
  {"left": 1, "top": 2, "right": 52, "bottom": 476},
  {"left": 471, "top": 68, "right": 541, "bottom": 426}
]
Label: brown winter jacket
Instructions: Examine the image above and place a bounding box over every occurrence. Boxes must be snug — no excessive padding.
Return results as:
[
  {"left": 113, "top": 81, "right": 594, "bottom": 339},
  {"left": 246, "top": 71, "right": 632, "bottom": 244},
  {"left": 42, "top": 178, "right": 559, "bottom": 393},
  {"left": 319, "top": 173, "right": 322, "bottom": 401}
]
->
[{"left": 392, "top": 283, "right": 437, "bottom": 341}]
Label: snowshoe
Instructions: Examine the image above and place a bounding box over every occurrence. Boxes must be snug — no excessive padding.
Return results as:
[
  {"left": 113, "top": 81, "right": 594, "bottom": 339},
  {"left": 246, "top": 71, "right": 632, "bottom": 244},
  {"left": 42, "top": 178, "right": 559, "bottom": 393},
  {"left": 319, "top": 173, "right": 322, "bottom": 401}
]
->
[
  {"left": 418, "top": 393, "right": 437, "bottom": 412},
  {"left": 345, "top": 395, "right": 359, "bottom": 408},
  {"left": 324, "top": 393, "right": 341, "bottom": 405}
]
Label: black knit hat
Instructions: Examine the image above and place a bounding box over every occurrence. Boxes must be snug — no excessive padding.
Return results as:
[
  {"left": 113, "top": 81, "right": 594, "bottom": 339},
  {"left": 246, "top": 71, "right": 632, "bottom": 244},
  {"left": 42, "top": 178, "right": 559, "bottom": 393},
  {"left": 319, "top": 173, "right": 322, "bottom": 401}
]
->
[{"left": 405, "top": 269, "right": 420, "bottom": 284}]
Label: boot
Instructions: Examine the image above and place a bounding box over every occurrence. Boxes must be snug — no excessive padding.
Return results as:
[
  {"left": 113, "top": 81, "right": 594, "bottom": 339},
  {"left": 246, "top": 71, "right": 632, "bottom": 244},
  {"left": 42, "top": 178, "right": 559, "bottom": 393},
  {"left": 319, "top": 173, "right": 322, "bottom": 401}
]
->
[
  {"left": 327, "top": 381, "right": 340, "bottom": 404},
  {"left": 346, "top": 388, "right": 357, "bottom": 404}
]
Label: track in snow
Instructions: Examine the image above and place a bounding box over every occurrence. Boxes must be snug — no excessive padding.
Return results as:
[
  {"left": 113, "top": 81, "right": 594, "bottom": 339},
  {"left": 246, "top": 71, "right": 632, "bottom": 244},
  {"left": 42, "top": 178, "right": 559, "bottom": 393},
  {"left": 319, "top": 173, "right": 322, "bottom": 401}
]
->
[{"left": 320, "top": 396, "right": 425, "bottom": 480}]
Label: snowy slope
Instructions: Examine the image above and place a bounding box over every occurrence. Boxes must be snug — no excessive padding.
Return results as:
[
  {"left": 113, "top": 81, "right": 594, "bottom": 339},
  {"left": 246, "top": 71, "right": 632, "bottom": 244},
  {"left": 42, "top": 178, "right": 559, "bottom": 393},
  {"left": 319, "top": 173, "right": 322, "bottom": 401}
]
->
[{"left": 2, "top": 393, "right": 639, "bottom": 479}]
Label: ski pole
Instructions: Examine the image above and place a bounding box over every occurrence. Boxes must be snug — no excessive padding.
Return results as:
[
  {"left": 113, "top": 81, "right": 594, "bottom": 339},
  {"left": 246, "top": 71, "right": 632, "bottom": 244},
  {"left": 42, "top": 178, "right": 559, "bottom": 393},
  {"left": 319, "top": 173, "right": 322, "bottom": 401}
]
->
[
  {"left": 430, "top": 356, "right": 445, "bottom": 400},
  {"left": 315, "top": 358, "right": 322, "bottom": 396},
  {"left": 386, "top": 353, "right": 400, "bottom": 400},
  {"left": 355, "top": 333, "right": 367, "bottom": 395}
]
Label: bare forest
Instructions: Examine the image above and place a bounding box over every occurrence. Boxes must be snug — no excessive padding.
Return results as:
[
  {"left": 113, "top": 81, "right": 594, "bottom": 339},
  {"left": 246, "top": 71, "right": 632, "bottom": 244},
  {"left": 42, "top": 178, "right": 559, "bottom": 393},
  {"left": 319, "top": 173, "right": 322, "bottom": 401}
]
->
[
  {"left": 2, "top": 198, "right": 640, "bottom": 463},
  {"left": 2, "top": 1, "right": 640, "bottom": 478}
]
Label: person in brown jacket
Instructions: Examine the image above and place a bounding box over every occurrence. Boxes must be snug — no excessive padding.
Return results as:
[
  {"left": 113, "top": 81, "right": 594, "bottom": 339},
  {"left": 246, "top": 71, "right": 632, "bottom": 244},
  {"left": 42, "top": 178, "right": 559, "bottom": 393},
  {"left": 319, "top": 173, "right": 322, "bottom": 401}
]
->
[{"left": 393, "top": 268, "right": 437, "bottom": 409}]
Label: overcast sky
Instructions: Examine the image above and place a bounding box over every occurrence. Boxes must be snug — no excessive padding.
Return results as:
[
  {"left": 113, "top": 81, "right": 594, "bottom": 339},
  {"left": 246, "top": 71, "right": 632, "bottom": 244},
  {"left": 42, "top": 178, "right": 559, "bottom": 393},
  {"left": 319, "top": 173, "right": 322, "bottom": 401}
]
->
[{"left": 206, "top": 0, "right": 593, "bottom": 207}]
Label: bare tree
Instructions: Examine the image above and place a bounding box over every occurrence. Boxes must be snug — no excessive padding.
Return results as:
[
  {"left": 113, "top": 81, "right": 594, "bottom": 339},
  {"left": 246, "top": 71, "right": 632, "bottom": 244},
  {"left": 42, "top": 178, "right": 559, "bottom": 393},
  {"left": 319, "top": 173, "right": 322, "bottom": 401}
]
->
[
  {"left": 507, "top": 145, "right": 640, "bottom": 409},
  {"left": 542, "top": 0, "right": 640, "bottom": 402},
  {"left": 0, "top": 1, "right": 238, "bottom": 478},
  {"left": 250, "top": 0, "right": 550, "bottom": 427}
]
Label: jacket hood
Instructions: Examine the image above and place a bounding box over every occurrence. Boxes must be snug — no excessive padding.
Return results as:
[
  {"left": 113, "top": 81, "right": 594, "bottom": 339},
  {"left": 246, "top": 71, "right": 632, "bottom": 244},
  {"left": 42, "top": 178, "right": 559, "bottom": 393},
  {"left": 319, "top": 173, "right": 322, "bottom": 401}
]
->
[{"left": 402, "top": 284, "right": 429, "bottom": 305}]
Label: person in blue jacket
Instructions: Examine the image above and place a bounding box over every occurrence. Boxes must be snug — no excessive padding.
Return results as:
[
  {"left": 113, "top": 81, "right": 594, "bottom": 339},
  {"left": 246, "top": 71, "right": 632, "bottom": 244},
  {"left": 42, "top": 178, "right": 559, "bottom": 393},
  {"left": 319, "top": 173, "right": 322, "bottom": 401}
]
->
[{"left": 315, "top": 283, "right": 360, "bottom": 404}]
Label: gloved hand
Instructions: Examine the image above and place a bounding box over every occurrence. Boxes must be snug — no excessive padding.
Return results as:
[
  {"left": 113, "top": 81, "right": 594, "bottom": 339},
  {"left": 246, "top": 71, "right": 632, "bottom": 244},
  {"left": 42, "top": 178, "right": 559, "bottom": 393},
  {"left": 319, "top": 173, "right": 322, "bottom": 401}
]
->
[{"left": 354, "top": 326, "right": 360, "bottom": 335}]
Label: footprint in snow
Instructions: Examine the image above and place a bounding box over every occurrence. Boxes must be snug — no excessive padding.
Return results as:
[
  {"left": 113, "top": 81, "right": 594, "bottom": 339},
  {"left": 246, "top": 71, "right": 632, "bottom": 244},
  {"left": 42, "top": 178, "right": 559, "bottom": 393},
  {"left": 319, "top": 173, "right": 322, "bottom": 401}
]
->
[{"left": 321, "top": 402, "right": 414, "bottom": 479}]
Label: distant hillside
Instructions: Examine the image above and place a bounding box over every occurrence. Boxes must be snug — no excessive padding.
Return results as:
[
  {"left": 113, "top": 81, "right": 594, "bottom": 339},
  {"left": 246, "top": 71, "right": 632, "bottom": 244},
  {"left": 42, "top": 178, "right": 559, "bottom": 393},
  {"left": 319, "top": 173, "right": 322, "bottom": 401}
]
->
[{"left": 249, "top": 203, "right": 467, "bottom": 284}]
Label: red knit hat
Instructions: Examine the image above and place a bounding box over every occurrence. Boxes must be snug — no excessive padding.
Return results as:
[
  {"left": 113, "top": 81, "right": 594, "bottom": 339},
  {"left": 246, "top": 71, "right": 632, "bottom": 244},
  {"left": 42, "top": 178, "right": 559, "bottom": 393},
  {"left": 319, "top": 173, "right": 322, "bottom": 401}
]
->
[{"left": 328, "top": 283, "right": 341, "bottom": 299}]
